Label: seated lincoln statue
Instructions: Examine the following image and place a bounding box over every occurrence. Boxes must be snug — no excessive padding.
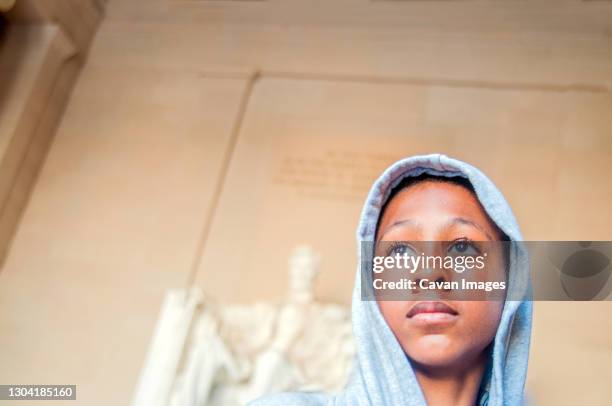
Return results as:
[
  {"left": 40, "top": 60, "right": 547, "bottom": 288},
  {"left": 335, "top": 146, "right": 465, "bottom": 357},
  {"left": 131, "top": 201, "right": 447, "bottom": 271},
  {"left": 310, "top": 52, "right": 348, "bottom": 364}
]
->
[{"left": 169, "top": 246, "right": 355, "bottom": 406}]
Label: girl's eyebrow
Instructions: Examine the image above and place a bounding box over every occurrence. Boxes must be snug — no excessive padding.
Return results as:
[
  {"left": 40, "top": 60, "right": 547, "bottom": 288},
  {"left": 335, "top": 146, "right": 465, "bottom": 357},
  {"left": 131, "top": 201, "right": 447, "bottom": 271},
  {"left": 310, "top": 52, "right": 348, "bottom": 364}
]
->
[
  {"left": 377, "top": 217, "right": 495, "bottom": 241},
  {"left": 446, "top": 217, "right": 494, "bottom": 241},
  {"left": 378, "top": 218, "right": 419, "bottom": 241}
]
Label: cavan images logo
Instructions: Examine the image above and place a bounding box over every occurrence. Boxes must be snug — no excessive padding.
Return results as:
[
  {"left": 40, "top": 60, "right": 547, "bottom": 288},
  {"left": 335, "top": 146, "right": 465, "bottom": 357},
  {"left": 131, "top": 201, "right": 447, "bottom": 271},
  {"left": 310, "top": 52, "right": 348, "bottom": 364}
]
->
[{"left": 547, "top": 242, "right": 612, "bottom": 300}]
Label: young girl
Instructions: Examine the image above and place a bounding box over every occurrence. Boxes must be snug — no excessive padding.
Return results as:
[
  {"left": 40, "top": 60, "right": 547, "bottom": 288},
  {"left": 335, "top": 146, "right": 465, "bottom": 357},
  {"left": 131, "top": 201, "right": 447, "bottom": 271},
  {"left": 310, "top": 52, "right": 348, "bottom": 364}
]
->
[{"left": 251, "top": 154, "right": 532, "bottom": 406}]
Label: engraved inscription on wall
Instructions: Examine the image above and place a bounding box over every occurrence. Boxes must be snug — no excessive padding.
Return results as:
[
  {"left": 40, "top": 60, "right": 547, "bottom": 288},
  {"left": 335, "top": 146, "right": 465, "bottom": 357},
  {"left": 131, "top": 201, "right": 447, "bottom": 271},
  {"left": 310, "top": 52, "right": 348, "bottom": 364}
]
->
[{"left": 272, "top": 148, "right": 400, "bottom": 201}]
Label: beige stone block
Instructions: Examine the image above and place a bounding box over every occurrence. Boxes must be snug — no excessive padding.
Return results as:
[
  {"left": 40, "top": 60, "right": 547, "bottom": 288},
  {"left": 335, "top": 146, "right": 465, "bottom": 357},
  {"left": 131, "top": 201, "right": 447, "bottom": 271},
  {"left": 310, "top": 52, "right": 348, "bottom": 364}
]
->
[
  {"left": 0, "top": 67, "right": 248, "bottom": 405},
  {"left": 528, "top": 302, "right": 612, "bottom": 406},
  {"left": 93, "top": 0, "right": 612, "bottom": 87},
  {"left": 0, "top": 24, "right": 77, "bottom": 265},
  {"left": 8, "top": 0, "right": 104, "bottom": 52},
  {"left": 194, "top": 78, "right": 612, "bottom": 305}
]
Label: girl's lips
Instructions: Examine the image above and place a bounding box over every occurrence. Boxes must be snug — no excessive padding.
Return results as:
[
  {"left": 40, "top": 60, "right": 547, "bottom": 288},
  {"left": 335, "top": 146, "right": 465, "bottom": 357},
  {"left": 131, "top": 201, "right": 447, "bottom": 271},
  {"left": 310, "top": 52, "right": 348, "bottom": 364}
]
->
[{"left": 406, "top": 301, "right": 459, "bottom": 325}]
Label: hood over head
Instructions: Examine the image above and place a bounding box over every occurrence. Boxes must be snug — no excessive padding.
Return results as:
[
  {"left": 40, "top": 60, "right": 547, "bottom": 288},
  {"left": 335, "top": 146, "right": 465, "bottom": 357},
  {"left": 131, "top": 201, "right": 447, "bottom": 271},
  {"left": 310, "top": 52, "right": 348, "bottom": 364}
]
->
[{"left": 251, "top": 153, "right": 532, "bottom": 406}]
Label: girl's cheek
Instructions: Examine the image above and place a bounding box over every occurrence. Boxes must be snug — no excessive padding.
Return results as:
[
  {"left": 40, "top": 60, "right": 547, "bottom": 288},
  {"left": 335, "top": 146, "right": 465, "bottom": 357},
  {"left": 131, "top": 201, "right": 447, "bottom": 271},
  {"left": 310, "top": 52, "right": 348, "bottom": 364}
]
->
[{"left": 462, "top": 302, "right": 503, "bottom": 337}]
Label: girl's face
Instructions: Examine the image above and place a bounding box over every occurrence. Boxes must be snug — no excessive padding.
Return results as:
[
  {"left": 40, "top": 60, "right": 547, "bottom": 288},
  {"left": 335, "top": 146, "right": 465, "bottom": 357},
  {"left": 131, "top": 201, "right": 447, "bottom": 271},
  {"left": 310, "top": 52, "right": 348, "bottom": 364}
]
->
[{"left": 375, "top": 180, "right": 505, "bottom": 373}]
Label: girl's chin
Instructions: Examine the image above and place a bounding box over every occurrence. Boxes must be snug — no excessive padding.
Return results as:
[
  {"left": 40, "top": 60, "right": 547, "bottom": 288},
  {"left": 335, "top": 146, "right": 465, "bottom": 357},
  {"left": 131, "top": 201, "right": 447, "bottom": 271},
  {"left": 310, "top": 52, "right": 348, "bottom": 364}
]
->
[{"left": 403, "top": 337, "right": 463, "bottom": 368}]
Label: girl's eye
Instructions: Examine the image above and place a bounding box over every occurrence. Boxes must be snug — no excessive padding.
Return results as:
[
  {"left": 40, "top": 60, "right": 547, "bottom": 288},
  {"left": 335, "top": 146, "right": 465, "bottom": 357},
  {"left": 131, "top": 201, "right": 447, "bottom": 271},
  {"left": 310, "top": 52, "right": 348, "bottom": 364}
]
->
[
  {"left": 448, "top": 240, "right": 479, "bottom": 255},
  {"left": 387, "top": 243, "right": 416, "bottom": 257}
]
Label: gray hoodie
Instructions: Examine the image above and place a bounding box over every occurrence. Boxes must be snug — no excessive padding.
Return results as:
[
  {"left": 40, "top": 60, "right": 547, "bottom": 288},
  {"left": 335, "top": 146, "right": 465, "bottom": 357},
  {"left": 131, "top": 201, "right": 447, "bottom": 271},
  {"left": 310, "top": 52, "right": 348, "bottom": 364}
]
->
[{"left": 251, "top": 153, "right": 532, "bottom": 406}]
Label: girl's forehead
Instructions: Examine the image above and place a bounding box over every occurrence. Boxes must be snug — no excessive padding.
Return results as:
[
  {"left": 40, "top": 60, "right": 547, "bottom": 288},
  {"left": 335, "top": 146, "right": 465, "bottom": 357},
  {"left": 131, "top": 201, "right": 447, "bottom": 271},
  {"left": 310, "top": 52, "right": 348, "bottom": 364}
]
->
[
  {"left": 384, "top": 181, "right": 481, "bottom": 216},
  {"left": 377, "top": 181, "right": 499, "bottom": 239}
]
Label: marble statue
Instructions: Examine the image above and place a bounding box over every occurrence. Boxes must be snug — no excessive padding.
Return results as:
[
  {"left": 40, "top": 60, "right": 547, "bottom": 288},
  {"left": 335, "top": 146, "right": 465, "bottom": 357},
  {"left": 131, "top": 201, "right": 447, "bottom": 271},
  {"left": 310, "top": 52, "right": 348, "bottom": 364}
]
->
[{"left": 168, "top": 245, "right": 355, "bottom": 406}]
